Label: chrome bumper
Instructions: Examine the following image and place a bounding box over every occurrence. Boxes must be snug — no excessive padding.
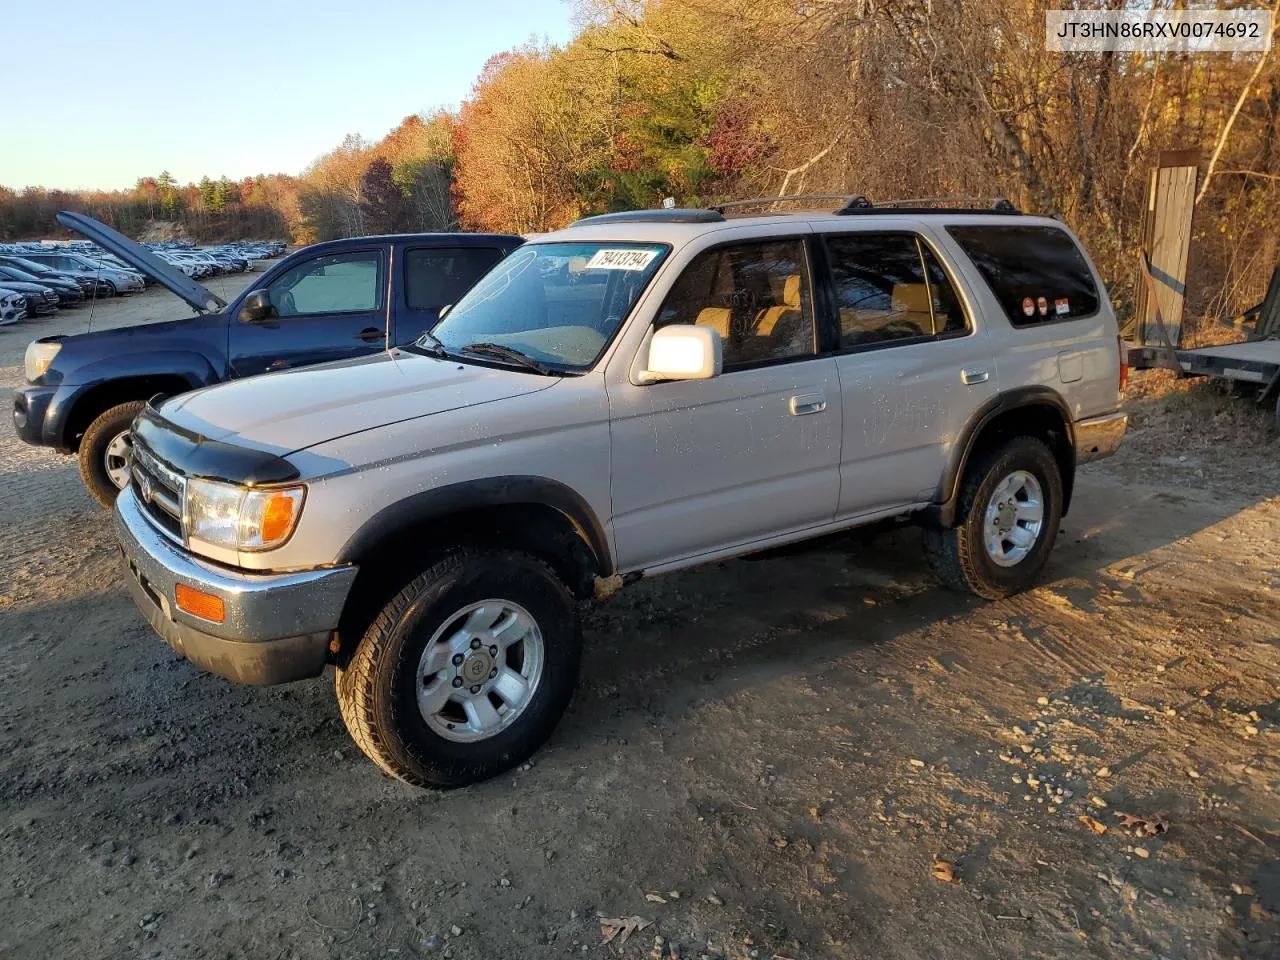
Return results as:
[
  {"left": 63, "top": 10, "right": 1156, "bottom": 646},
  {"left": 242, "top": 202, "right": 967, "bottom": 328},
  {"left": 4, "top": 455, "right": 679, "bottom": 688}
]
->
[
  {"left": 114, "top": 489, "right": 358, "bottom": 685},
  {"left": 1074, "top": 411, "right": 1127, "bottom": 464}
]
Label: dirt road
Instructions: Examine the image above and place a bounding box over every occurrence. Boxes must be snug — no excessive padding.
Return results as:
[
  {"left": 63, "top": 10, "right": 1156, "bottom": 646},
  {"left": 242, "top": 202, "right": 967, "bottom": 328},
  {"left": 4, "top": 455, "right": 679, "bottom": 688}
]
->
[{"left": 0, "top": 291, "right": 1276, "bottom": 958}]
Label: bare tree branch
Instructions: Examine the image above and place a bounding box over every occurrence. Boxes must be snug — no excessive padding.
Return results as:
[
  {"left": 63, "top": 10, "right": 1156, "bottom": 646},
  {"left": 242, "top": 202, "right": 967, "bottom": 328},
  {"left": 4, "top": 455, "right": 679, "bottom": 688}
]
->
[{"left": 1198, "top": 13, "right": 1277, "bottom": 204}]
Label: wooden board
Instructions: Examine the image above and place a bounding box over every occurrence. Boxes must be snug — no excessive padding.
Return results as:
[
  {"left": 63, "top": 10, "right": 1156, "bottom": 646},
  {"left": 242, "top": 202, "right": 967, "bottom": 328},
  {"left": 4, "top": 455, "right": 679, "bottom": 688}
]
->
[{"left": 1137, "top": 152, "right": 1198, "bottom": 348}]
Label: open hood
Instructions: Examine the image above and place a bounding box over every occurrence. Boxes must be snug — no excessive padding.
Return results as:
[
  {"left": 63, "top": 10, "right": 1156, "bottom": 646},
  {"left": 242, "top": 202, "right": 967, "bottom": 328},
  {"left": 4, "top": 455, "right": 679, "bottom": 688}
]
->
[{"left": 55, "top": 211, "right": 227, "bottom": 313}]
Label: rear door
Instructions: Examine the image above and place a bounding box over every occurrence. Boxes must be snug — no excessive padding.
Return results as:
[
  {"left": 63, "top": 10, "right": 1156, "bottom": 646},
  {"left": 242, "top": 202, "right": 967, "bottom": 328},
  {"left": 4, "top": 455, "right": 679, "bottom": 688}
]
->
[
  {"left": 392, "top": 243, "right": 508, "bottom": 344},
  {"left": 813, "top": 226, "right": 996, "bottom": 517},
  {"left": 227, "top": 245, "right": 388, "bottom": 378}
]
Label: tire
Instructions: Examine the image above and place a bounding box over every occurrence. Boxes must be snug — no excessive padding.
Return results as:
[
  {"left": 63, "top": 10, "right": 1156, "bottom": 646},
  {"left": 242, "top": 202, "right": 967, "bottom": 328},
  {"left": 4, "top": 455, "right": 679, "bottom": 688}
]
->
[
  {"left": 78, "top": 401, "right": 145, "bottom": 508},
  {"left": 924, "top": 436, "right": 1063, "bottom": 600},
  {"left": 103, "top": 280, "right": 117, "bottom": 297},
  {"left": 335, "top": 549, "right": 581, "bottom": 788}
]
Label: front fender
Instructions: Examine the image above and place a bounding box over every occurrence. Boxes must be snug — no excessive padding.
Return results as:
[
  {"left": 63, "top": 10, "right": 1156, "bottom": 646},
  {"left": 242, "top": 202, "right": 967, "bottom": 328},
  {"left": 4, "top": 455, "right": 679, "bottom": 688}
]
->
[{"left": 44, "top": 351, "right": 220, "bottom": 449}]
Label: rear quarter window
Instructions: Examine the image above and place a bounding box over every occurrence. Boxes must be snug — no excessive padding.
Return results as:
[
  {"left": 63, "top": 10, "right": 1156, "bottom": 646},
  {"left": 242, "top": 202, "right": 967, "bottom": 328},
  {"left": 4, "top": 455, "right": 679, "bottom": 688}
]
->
[{"left": 947, "top": 225, "right": 1100, "bottom": 327}]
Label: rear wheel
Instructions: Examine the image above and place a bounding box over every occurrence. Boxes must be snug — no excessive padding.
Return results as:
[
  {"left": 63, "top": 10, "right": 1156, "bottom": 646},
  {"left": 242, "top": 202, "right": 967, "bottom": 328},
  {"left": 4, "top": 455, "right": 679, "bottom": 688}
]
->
[
  {"left": 335, "top": 549, "right": 581, "bottom": 788},
  {"left": 78, "top": 401, "right": 145, "bottom": 508},
  {"left": 925, "top": 436, "right": 1063, "bottom": 600}
]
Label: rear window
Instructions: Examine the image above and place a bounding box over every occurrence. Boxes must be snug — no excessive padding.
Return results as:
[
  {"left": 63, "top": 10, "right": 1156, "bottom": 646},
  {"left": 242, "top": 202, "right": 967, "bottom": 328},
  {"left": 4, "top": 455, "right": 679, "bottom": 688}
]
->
[{"left": 947, "top": 225, "right": 1100, "bottom": 326}]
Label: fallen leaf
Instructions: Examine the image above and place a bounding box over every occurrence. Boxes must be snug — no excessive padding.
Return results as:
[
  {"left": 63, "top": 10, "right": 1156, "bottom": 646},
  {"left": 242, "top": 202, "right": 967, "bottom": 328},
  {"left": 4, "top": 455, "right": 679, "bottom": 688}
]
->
[
  {"left": 931, "top": 859, "right": 955, "bottom": 882},
  {"left": 644, "top": 893, "right": 667, "bottom": 904},
  {"left": 1078, "top": 815, "right": 1108, "bottom": 835},
  {"left": 1134, "top": 846, "right": 1150, "bottom": 858},
  {"left": 908, "top": 758, "right": 926, "bottom": 768},
  {"left": 599, "top": 915, "right": 653, "bottom": 947},
  {"left": 1115, "top": 812, "right": 1169, "bottom": 837}
]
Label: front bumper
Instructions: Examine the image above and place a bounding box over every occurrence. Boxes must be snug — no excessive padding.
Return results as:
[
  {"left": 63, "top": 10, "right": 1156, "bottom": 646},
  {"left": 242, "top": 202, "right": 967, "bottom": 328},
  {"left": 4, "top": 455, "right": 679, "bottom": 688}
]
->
[
  {"left": 115, "top": 489, "right": 359, "bottom": 685},
  {"left": 1074, "top": 411, "right": 1127, "bottom": 464},
  {"left": 12, "top": 385, "right": 55, "bottom": 445}
]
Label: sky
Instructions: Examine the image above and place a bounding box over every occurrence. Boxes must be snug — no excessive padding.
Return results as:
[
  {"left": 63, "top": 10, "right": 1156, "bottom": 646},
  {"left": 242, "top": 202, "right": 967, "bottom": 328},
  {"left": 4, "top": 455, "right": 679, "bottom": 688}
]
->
[{"left": 0, "top": 0, "right": 576, "bottom": 192}]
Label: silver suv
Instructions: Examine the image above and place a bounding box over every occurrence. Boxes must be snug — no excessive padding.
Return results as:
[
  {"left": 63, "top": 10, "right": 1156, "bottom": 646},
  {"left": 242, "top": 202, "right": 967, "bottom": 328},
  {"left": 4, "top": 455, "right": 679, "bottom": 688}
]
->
[{"left": 114, "top": 199, "right": 1127, "bottom": 787}]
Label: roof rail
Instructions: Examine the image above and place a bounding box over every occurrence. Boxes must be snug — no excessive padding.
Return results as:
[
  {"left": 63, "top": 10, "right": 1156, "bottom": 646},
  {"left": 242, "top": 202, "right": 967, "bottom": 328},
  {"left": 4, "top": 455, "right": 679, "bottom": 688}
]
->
[
  {"left": 571, "top": 209, "right": 725, "bottom": 226},
  {"left": 836, "top": 196, "right": 1021, "bottom": 215},
  {"left": 712, "top": 194, "right": 864, "bottom": 215}
]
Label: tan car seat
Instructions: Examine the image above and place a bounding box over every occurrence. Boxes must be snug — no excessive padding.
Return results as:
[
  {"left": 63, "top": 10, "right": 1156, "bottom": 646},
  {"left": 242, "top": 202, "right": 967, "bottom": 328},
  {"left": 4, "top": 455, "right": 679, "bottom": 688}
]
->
[
  {"left": 755, "top": 274, "right": 802, "bottom": 335},
  {"left": 891, "top": 283, "right": 932, "bottom": 334},
  {"left": 695, "top": 307, "right": 732, "bottom": 339}
]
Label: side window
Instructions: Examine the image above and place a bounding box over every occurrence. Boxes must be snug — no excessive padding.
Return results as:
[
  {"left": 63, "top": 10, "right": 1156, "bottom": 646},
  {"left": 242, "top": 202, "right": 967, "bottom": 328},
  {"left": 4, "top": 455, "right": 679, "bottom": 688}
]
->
[
  {"left": 947, "top": 225, "right": 1101, "bottom": 326},
  {"left": 655, "top": 239, "right": 815, "bottom": 368},
  {"left": 920, "top": 245, "right": 968, "bottom": 335},
  {"left": 404, "top": 247, "right": 504, "bottom": 310},
  {"left": 266, "top": 251, "right": 382, "bottom": 318},
  {"left": 827, "top": 234, "right": 934, "bottom": 347}
]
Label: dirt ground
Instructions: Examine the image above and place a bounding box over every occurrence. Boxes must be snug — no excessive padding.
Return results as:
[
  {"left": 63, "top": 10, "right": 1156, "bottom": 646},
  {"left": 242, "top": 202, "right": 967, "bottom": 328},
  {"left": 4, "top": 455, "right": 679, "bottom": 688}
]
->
[{"left": 0, "top": 286, "right": 1277, "bottom": 959}]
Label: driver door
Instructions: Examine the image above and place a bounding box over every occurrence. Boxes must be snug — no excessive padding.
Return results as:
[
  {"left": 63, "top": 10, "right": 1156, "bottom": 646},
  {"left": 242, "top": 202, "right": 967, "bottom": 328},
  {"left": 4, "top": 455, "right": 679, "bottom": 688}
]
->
[{"left": 228, "top": 247, "right": 388, "bottom": 378}]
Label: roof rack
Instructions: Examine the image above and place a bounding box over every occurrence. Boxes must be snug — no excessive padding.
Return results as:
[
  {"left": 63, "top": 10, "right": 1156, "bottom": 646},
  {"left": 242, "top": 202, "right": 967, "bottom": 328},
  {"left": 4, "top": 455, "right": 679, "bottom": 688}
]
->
[
  {"left": 835, "top": 196, "right": 1021, "bottom": 215},
  {"left": 571, "top": 209, "right": 724, "bottom": 226},
  {"left": 712, "top": 194, "right": 863, "bottom": 215}
]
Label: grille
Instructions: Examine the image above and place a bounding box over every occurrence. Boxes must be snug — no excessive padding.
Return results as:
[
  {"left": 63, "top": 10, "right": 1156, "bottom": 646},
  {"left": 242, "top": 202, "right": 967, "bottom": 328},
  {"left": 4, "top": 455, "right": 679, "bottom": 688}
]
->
[{"left": 131, "top": 441, "right": 185, "bottom": 542}]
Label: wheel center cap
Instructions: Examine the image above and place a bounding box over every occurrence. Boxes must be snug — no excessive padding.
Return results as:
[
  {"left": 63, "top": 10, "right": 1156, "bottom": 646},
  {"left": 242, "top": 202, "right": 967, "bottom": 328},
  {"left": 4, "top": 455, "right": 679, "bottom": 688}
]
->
[
  {"left": 997, "top": 502, "right": 1016, "bottom": 531},
  {"left": 460, "top": 650, "right": 494, "bottom": 684}
]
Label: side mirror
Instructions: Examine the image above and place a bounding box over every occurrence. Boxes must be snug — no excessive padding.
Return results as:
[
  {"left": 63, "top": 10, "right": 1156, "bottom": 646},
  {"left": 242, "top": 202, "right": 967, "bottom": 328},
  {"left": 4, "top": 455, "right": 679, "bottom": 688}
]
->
[
  {"left": 238, "top": 289, "right": 272, "bottom": 323},
  {"left": 438, "top": 303, "right": 452, "bottom": 320},
  {"left": 637, "top": 325, "right": 722, "bottom": 384}
]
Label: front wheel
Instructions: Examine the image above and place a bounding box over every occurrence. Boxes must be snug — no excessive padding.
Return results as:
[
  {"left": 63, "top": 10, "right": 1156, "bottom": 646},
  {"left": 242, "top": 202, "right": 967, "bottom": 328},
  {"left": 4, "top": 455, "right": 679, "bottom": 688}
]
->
[
  {"left": 925, "top": 436, "right": 1063, "bottom": 600},
  {"left": 77, "top": 401, "right": 145, "bottom": 508},
  {"left": 335, "top": 549, "right": 581, "bottom": 788}
]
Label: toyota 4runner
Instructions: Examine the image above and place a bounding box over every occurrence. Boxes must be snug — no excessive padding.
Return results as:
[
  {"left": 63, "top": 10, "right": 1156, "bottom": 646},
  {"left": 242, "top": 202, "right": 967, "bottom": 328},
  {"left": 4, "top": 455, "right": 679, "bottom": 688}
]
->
[{"left": 113, "top": 198, "right": 1127, "bottom": 787}]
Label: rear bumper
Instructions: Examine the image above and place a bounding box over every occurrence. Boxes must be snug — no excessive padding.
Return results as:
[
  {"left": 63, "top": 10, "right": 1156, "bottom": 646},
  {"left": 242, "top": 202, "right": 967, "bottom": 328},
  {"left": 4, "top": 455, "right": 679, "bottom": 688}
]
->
[
  {"left": 1074, "top": 412, "right": 1127, "bottom": 464},
  {"left": 115, "top": 488, "right": 358, "bottom": 685}
]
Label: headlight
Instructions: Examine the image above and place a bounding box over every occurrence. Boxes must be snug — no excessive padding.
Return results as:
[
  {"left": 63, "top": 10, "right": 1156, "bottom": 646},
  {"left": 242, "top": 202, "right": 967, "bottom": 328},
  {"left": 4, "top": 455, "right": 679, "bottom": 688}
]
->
[
  {"left": 185, "top": 479, "right": 305, "bottom": 552},
  {"left": 24, "top": 340, "right": 61, "bottom": 382}
]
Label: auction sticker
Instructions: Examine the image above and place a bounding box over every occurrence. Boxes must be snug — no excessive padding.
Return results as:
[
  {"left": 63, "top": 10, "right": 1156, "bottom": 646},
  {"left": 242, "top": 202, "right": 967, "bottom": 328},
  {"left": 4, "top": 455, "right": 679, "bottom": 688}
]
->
[
  {"left": 1036, "top": 296, "right": 1048, "bottom": 316},
  {"left": 1054, "top": 297, "right": 1070, "bottom": 315},
  {"left": 1021, "top": 297, "right": 1035, "bottom": 317},
  {"left": 586, "top": 249, "right": 659, "bottom": 271}
]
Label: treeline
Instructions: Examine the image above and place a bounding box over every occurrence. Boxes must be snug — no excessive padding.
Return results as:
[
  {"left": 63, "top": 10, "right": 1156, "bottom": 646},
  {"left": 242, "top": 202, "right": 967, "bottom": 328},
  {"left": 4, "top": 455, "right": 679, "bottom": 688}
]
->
[{"left": 4, "top": 0, "right": 1280, "bottom": 324}]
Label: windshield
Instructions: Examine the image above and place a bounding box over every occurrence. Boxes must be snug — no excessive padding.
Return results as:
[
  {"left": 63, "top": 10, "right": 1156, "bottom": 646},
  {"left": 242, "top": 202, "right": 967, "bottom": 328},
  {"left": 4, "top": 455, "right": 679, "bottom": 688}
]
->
[{"left": 425, "top": 241, "right": 668, "bottom": 371}]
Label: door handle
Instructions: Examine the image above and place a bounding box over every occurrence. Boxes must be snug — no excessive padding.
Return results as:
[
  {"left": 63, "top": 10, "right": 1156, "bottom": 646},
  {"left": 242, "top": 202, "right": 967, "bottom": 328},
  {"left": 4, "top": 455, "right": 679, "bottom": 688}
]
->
[
  {"left": 358, "top": 327, "right": 383, "bottom": 343},
  {"left": 961, "top": 368, "right": 990, "bottom": 385},
  {"left": 788, "top": 394, "right": 827, "bottom": 416}
]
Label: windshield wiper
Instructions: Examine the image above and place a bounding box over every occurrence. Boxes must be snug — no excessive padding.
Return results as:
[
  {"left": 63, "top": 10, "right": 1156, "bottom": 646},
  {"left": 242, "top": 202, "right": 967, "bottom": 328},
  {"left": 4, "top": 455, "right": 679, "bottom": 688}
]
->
[
  {"left": 413, "top": 330, "right": 451, "bottom": 359},
  {"left": 459, "top": 342, "right": 553, "bottom": 375}
]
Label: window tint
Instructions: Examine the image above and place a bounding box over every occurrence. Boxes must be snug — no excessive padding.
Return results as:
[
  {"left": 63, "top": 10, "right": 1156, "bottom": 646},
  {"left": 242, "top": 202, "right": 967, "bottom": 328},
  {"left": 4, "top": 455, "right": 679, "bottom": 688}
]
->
[
  {"left": 920, "top": 245, "right": 967, "bottom": 335},
  {"left": 266, "top": 251, "right": 382, "bottom": 317},
  {"left": 947, "top": 225, "right": 1100, "bottom": 326},
  {"left": 655, "top": 240, "right": 815, "bottom": 368},
  {"left": 404, "top": 247, "right": 504, "bottom": 310},
  {"left": 826, "top": 234, "right": 933, "bottom": 347}
]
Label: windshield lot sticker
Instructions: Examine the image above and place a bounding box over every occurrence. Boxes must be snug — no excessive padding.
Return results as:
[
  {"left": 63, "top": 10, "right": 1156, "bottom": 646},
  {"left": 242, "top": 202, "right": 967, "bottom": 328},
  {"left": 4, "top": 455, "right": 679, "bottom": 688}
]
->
[
  {"left": 586, "top": 249, "right": 659, "bottom": 271},
  {"left": 1055, "top": 297, "right": 1070, "bottom": 315},
  {"left": 1022, "top": 296, "right": 1035, "bottom": 317}
]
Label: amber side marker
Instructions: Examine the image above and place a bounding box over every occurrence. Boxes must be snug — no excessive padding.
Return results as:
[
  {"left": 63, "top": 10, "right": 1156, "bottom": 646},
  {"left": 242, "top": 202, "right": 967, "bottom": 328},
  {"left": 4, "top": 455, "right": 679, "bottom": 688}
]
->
[{"left": 175, "top": 583, "right": 226, "bottom": 623}]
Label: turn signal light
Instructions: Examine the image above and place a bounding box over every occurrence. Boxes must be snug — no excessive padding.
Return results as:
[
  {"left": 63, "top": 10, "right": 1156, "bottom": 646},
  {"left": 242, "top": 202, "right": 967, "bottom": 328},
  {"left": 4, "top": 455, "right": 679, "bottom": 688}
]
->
[
  {"left": 175, "top": 583, "right": 226, "bottom": 623},
  {"left": 260, "top": 491, "right": 299, "bottom": 544}
]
